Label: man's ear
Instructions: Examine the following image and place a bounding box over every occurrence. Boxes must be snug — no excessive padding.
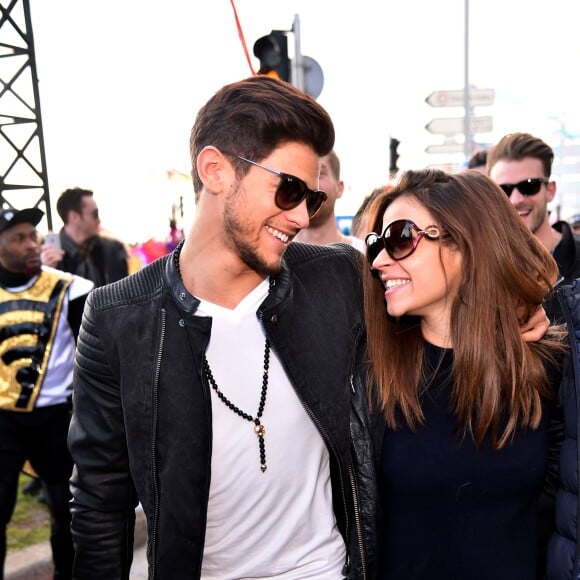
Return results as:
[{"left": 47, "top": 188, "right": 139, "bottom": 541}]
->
[
  {"left": 546, "top": 180, "right": 557, "bottom": 204},
  {"left": 68, "top": 210, "right": 80, "bottom": 226},
  {"left": 197, "top": 147, "right": 232, "bottom": 194},
  {"left": 337, "top": 179, "right": 345, "bottom": 200}
]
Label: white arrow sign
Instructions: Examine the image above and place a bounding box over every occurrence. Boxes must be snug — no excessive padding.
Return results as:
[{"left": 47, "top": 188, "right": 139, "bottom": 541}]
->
[
  {"left": 425, "top": 142, "right": 465, "bottom": 155},
  {"left": 425, "top": 116, "right": 493, "bottom": 136},
  {"left": 425, "top": 88, "right": 494, "bottom": 108}
]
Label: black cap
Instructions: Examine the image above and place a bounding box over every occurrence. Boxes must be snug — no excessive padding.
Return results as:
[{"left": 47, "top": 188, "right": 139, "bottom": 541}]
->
[{"left": 0, "top": 208, "right": 44, "bottom": 234}]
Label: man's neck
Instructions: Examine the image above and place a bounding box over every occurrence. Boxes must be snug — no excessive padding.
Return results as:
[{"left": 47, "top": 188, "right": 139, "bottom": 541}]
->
[
  {"left": 178, "top": 237, "right": 268, "bottom": 310},
  {"left": 63, "top": 225, "right": 88, "bottom": 246},
  {"left": 296, "top": 218, "right": 344, "bottom": 246},
  {"left": 0, "top": 263, "right": 37, "bottom": 288},
  {"left": 534, "top": 220, "right": 562, "bottom": 253}
]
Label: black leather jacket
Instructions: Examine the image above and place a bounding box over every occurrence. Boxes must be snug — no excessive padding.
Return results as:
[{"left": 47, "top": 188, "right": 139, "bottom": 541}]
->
[{"left": 69, "top": 241, "right": 377, "bottom": 579}]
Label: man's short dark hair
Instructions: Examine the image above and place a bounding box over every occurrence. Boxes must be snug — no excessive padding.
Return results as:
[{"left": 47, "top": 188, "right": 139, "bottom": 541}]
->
[
  {"left": 487, "top": 132, "right": 554, "bottom": 177},
  {"left": 57, "top": 188, "right": 94, "bottom": 224},
  {"left": 189, "top": 76, "right": 335, "bottom": 195},
  {"left": 467, "top": 149, "right": 488, "bottom": 169}
]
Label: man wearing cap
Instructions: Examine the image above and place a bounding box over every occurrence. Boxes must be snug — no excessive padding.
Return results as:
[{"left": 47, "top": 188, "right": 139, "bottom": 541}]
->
[{"left": 0, "top": 207, "right": 93, "bottom": 580}]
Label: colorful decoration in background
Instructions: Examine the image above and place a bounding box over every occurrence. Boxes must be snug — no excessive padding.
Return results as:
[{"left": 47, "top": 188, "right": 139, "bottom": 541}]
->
[
  {"left": 128, "top": 220, "right": 185, "bottom": 273},
  {"left": 127, "top": 170, "right": 189, "bottom": 273}
]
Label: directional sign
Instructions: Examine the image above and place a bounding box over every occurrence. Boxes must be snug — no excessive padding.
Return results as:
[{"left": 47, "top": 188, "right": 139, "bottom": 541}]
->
[
  {"left": 425, "top": 88, "right": 494, "bottom": 108},
  {"left": 425, "top": 142, "right": 464, "bottom": 155},
  {"left": 425, "top": 116, "right": 493, "bottom": 136}
]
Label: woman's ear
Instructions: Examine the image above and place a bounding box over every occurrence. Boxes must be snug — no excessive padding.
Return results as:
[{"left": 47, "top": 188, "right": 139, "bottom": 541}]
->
[{"left": 197, "top": 146, "right": 232, "bottom": 194}]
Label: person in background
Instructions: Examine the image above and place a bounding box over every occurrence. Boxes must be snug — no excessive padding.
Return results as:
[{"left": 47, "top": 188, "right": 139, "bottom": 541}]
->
[
  {"left": 0, "top": 208, "right": 93, "bottom": 580},
  {"left": 40, "top": 187, "right": 129, "bottom": 287},
  {"left": 68, "top": 76, "right": 375, "bottom": 579},
  {"left": 568, "top": 213, "right": 580, "bottom": 235},
  {"left": 351, "top": 185, "right": 391, "bottom": 239},
  {"left": 362, "top": 169, "right": 578, "bottom": 579},
  {"left": 487, "top": 132, "right": 580, "bottom": 290},
  {"left": 295, "top": 150, "right": 365, "bottom": 251},
  {"left": 466, "top": 148, "right": 488, "bottom": 172}
]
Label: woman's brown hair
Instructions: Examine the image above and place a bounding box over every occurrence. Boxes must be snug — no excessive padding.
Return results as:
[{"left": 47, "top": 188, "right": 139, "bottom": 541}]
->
[{"left": 362, "top": 168, "right": 566, "bottom": 449}]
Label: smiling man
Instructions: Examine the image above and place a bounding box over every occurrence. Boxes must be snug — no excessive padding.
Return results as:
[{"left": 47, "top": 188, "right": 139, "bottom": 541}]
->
[
  {"left": 487, "top": 132, "right": 580, "bottom": 289},
  {"left": 68, "top": 76, "right": 376, "bottom": 580}
]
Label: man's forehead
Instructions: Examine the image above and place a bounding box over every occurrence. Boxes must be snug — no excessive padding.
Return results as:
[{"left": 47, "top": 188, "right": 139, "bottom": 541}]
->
[
  {"left": 82, "top": 196, "right": 98, "bottom": 208},
  {"left": 1, "top": 222, "right": 36, "bottom": 237}
]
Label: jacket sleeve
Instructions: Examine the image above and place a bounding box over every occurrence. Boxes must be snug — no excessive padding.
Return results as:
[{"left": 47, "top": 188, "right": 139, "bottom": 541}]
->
[
  {"left": 350, "top": 360, "right": 378, "bottom": 580},
  {"left": 68, "top": 290, "right": 138, "bottom": 579}
]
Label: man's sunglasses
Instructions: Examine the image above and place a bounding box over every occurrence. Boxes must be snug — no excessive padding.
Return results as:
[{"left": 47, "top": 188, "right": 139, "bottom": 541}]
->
[
  {"left": 236, "top": 156, "right": 327, "bottom": 218},
  {"left": 365, "top": 219, "right": 442, "bottom": 265},
  {"left": 499, "top": 178, "right": 549, "bottom": 197}
]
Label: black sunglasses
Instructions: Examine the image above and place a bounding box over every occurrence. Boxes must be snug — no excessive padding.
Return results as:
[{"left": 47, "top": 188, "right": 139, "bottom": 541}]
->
[
  {"left": 236, "top": 156, "right": 327, "bottom": 218},
  {"left": 365, "top": 219, "right": 442, "bottom": 266},
  {"left": 499, "top": 178, "right": 549, "bottom": 197}
]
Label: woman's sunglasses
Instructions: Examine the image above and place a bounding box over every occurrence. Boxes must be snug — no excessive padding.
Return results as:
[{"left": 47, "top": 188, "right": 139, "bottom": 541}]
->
[
  {"left": 499, "top": 178, "right": 549, "bottom": 197},
  {"left": 236, "top": 156, "right": 327, "bottom": 218},
  {"left": 365, "top": 219, "right": 442, "bottom": 265}
]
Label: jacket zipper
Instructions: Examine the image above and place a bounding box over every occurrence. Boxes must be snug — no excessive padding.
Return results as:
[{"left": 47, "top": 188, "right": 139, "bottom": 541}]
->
[
  {"left": 149, "top": 307, "right": 167, "bottom": 579},
  {"left": 260, "top": 307, "right": 364, "bottom": 578},
  {"left": 349, "top": 376, "right": 367, "bottom": 580}
]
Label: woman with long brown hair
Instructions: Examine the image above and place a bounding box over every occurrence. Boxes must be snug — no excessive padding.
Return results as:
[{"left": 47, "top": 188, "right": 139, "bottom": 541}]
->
[{"left": 362, "top": 168, "right": 575, "bottom": 579}]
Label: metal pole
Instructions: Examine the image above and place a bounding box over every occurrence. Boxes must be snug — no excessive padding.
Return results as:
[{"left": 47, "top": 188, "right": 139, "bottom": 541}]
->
[
  {"left": 463, "top": 0, "right": 471, "bottom": 160},
  {"left": 292, "top": 14, "right": 304, "bottom": 90}
]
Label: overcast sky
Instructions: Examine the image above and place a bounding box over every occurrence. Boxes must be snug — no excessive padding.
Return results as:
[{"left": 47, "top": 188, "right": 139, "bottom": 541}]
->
[{"left": 14, "top": 0, "right": 580, "bottom": 241}]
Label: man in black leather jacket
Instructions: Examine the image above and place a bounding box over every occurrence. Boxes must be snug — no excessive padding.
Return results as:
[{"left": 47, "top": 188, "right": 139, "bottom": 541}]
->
[{"left": 68, "top": 76, "right": 376, "bottom": 579}]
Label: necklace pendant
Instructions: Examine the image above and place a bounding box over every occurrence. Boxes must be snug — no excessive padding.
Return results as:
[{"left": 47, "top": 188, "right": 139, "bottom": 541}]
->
[
  {"left": 260, "top": 463, "right": 267, "bottom": 473},
  {"left": 254, "top": 423, "right": 265, "bottom": 437}
]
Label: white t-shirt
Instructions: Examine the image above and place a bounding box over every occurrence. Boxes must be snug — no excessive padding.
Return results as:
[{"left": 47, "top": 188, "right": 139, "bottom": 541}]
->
[{"left": 197, "top": 278, "right": 345, "bottom": 579}]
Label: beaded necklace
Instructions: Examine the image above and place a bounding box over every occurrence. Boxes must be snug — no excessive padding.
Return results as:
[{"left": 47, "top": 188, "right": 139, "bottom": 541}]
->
[{"left": 174, "top": 243, "right": 272, "bottom": 473}]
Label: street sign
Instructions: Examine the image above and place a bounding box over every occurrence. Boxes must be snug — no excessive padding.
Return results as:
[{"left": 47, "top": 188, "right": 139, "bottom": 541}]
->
[
  {"left": 425, "top": 142, "right": 464, "bottom": 155},
  {"left": 425, "top": 116, "right": 493, "bottom": 136},
  {"left": 426, "top": 162, "right": 462, "bottom": 173},
  {"left": 302, "top": 56, "right": 324, "bottom": 99},
  {"left": 425, "top": 88, "right": 494, "bottom": 108}
]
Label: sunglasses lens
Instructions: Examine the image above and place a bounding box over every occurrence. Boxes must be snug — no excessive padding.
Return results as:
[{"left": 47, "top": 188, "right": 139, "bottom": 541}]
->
[
  {"left": 276, "top": 177, "right": 326, "bottom": 218},
  {"left": 384, "top": 220, "right": 416, "bottom": 259},
  {"left": 518, "top": 179, "right": 543, "bottom": 196},
  {"left": 365, "top": 234, "right": 382, "bottom": 264},
  {"left": 276, "top": 177, "right": 305, "bottom": 210},
  {"left": 500, "top": 179, "right": 544, "bottom": 197},
  {"left": 306, "top": 192, "right": 326, "bottom": 218},
  {"left": 500, "top": 184, "right": 514, "bottom": 196}
]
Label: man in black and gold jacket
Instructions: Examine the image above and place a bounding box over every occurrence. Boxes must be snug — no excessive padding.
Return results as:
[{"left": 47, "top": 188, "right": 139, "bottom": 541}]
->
[{"left": 0, "top": 207, "right": 93, "bottom": 580}]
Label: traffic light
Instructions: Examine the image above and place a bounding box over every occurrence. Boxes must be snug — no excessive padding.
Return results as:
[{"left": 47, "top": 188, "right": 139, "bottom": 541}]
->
[
  {"left": 253, "top": 31, "right": 291, "bottom": 83},
  {"left": 389, "top": 137, "right": 400, "bottom": 173}
]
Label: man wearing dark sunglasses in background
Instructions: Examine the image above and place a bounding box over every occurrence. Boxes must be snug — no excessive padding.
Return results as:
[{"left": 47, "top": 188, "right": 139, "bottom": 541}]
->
[
  {"left": 67, "top": 76, "right": 376, "bottom": 579},
  {"left": 487, "top": 132, "right": 580, "bottom": 292},
  {"left": 40, "top": 187, "right": 129, "bottom": 288}
]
